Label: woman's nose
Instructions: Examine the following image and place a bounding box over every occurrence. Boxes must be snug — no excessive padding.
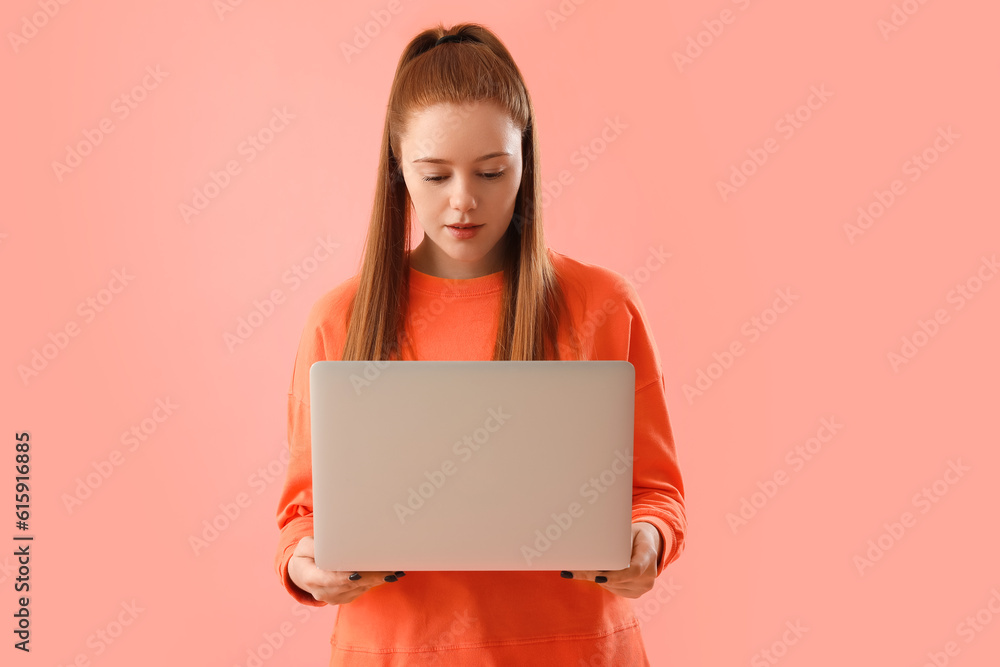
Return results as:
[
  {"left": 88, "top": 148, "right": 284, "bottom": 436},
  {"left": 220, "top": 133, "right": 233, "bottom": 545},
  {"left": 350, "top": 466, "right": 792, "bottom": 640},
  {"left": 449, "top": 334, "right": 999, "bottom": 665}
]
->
[{"left": 448, "top": 177, "right": 477, "bottom": 211}]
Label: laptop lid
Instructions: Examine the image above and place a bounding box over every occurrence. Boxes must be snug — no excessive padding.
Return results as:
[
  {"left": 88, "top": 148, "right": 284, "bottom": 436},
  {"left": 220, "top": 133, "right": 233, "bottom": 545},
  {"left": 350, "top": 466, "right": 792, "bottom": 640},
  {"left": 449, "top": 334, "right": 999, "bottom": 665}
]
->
[{"left": 310, "top": 360, "right": 635, "bottom": 571}]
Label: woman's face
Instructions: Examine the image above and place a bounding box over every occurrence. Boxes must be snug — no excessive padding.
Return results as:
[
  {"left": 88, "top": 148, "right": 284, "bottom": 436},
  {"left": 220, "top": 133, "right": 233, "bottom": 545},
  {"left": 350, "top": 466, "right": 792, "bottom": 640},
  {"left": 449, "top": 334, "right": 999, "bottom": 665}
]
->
[{"left": 399, "top": 100, "right": 523, "bottom": 279}]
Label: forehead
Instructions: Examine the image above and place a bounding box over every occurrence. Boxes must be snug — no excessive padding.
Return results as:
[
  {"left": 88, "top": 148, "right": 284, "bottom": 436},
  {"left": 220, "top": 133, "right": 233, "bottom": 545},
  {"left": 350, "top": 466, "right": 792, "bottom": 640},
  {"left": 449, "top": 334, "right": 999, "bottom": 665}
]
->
[{"left": 401, "top": 101, "right": 520, "bottom": 159}]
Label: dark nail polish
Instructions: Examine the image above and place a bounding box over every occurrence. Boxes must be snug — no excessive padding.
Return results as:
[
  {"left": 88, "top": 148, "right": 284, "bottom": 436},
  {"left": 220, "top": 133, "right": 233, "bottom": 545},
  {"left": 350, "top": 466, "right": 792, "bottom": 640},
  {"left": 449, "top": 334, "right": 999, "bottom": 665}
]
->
[
  {"left": 394, "top": 571, "right": 406, "bottom": 577},
  {"left": 595, "top": 575, "right": 607, "bottom": 583},
  {"left": 560, "top": 571, "right": 574, "bottom": 579},
  {"left": 384, "top": 574, "right": 398, "bottom": 582},
  {"left": 348, "top": 573, "right": 361, "bottom": 581}
]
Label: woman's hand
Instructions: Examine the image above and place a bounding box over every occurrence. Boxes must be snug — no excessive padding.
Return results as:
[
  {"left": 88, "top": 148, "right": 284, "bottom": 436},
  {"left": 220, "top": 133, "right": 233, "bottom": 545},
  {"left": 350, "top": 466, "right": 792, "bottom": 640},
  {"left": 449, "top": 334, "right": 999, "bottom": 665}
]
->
[
  {"left": 559, "top": 521, "right": 665, "bottom": 599},
  {"left": 287, "top": 536, "right": 405, "bottom": 605}
]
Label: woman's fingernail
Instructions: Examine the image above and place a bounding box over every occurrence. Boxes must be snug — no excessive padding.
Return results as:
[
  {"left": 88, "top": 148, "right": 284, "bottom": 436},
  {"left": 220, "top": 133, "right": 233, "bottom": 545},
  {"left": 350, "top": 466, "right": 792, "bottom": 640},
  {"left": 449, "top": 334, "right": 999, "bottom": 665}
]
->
[
  {"left": 560, "top": 571, "right": 574, "bottom": 579},
  {"left": 384, "top": 574, "right": 398, "bottom": 582},
  {"left": 394, "top": 571, "right": 406, "bottom": 577},
  {"left": 349, "top": 573, "right": 361, "bottom": 581},
  {"left": 595, "top": 575, "right": 608, "bottom": 583}
]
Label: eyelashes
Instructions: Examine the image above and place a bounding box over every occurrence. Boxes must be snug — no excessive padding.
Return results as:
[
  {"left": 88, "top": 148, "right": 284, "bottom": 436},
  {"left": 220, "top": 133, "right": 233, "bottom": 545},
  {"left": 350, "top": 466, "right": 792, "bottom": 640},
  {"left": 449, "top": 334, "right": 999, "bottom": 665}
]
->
[{"left": 421, "top": 172, "right": 505, "bottom": 183}]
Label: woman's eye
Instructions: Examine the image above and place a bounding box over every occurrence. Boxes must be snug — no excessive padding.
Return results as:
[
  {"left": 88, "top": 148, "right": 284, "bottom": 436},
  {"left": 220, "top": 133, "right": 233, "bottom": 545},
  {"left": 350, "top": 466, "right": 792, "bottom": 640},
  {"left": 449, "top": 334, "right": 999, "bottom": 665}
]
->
[{"left": 421, "top": 172, "right": 505, "bottom": 183}]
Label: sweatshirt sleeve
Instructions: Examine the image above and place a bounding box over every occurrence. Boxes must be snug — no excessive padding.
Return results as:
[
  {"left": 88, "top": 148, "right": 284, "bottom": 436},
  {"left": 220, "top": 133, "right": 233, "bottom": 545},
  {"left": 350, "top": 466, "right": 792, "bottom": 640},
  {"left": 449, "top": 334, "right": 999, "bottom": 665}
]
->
[
  {"left": 619, "top": 279, "right": 687, "bottom": 577},
  {"left": 274, "top": 313, "right": 329, "bottom": 607}
]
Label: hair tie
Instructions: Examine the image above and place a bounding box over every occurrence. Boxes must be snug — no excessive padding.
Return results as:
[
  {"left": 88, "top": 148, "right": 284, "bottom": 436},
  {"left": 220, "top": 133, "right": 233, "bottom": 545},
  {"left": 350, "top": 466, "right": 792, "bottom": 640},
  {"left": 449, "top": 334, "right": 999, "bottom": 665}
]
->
[{"left": 435, "top": 34, "right": 467, "bottom": 46}]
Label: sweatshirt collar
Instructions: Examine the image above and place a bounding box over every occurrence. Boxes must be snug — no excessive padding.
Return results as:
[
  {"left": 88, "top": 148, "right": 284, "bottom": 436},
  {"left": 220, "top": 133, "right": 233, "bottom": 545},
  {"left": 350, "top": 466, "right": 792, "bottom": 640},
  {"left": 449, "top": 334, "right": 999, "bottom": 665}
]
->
[{"left": 408, "top": 265, "right": 504, "bottom": 296}]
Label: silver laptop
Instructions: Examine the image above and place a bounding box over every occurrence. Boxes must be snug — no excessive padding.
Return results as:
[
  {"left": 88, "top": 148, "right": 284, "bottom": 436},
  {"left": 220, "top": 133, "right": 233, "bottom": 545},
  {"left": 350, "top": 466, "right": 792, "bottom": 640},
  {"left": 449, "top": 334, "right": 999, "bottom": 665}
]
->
[{"left": 310, "top": 360, "right": 635, "bottom": 572}]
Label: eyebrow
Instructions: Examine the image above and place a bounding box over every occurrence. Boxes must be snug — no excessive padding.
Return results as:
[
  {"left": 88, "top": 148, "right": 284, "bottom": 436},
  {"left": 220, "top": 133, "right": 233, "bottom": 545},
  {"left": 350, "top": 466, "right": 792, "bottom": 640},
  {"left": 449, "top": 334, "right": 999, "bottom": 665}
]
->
[{"left": 412, "top": 151, "right": 511, "bottom": 164}]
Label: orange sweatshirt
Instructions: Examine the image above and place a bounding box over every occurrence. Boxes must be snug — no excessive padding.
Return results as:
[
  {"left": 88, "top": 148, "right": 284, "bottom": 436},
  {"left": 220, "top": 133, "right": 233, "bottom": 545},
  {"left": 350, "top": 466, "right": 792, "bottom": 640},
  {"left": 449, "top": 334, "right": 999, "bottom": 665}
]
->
[{"left": 275, "top": 247, "right": 686, "bottom": 666}]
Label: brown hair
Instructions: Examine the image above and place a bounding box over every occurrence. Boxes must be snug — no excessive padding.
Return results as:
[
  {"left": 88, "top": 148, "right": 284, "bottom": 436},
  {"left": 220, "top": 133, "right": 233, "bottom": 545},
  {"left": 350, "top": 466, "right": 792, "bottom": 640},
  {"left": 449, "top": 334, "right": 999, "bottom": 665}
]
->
[{"left": 341, "top": 22, "right": 579, "bottom": 362}]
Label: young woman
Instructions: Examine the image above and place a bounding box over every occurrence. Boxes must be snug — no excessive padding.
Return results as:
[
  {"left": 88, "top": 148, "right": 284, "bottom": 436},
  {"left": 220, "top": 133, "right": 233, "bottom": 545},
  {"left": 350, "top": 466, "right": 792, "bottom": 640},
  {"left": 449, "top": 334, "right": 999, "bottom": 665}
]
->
[{"left": 275, "top": 22, "right": 686, "bottom": 666}]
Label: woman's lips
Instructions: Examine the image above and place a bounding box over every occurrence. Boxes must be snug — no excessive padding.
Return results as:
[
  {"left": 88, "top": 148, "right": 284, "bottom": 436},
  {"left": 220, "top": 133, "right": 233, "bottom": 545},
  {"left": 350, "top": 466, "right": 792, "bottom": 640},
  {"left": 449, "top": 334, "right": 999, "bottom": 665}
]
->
[{"left": 446, "top": 224, "right": 483, "bottom": 239}]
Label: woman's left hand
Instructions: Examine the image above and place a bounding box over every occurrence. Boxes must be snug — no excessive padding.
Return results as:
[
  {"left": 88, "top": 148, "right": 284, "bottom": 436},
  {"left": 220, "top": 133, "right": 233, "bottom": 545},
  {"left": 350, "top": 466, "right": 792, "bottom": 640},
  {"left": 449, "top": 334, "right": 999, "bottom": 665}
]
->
[{"left": 559, "top": 521, "right": 665, "bottom": 599}]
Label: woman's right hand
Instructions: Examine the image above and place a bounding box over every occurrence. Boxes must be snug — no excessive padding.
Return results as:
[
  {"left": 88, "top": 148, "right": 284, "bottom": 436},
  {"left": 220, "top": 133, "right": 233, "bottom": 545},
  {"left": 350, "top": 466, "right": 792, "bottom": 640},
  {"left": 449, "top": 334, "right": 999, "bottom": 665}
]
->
[{"left": 287, "top": 536, "right": 405, "bottom": 605}]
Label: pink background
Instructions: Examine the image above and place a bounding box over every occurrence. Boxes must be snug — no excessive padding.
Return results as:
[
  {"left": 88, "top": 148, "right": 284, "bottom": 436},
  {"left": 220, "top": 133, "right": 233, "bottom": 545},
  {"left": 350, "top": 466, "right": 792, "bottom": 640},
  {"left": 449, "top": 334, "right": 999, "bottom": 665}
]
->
[{"left": 3, "top": 1, "right": 999, "bottom": 665}]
